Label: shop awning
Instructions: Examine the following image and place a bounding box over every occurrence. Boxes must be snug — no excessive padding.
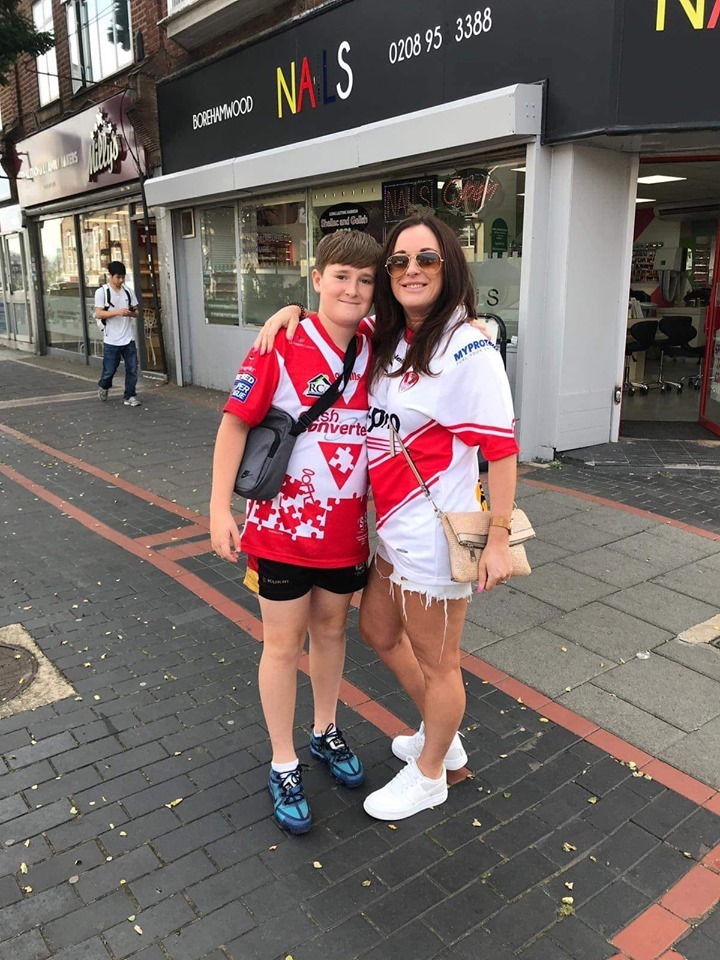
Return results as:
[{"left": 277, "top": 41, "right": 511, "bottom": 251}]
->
[{"left": 145, "top": 83, "right": 542, "bottom": 209}]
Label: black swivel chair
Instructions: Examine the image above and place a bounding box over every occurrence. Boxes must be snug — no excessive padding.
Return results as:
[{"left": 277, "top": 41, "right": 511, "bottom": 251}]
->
[
  {"left": 624, "top": 320, "right": 658, "bottom": 395},
  {"left": 658, "top": 315, "right": 705, "bottom": 392}
]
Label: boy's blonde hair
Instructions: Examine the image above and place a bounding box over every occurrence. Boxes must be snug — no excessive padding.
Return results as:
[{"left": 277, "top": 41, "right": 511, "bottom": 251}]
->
[{"left": 314, "top": 230, "right": 382, "bottom": 274}]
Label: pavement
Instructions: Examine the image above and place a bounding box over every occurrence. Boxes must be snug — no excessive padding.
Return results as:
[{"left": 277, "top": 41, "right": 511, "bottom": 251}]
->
[{"left": 1, "top": 347, "right": 720, "bottom": 960}]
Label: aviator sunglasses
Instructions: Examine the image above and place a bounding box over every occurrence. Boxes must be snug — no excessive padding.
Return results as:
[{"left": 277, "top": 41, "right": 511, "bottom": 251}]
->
[{"left": 385, "top": 251, "right": 444, "bottom": 278}]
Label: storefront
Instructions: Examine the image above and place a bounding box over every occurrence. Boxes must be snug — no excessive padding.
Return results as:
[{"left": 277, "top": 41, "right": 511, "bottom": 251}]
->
[
  {"left": 15, "top": 95, "right": 166, "bottom": 375},
  {"left": 0, "top": 204, "right": 35, "bottom": 351},
  {"left": 146, "top": 0, "right": 720, "bottom": 457}
]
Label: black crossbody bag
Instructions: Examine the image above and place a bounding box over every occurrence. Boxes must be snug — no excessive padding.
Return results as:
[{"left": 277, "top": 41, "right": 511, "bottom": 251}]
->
[{"left": 234, "top": 335, "right": 358, "bottom": 500}]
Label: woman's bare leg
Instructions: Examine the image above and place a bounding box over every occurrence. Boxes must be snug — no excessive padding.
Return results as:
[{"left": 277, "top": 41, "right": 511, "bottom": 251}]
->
[
  {"left": 400, "top": 594, "right": 468, "bottom": 780},
  {"left": 359, "top": 556, "right": 426, "bottom": 715}
]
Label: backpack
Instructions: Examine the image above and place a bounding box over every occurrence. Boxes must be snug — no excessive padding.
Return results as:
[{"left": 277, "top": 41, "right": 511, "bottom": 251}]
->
[{"left": 96, "top": 284, "right": 132, "bottom": 331}]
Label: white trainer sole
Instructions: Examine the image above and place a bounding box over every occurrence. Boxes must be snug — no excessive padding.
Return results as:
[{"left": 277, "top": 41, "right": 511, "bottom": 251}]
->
[{"left": 363, "top": 784, "right": 448, "bottom": 820}]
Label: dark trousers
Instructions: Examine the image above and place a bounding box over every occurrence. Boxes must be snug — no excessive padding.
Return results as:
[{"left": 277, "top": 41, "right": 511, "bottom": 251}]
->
[{"left": 99, "top": 341, "right": 138, "bottom": 400}]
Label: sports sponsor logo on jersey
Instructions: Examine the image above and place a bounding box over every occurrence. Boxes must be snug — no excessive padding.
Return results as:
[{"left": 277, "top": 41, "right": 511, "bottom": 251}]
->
[
  {"left": 368, "top": 406, "right": 400, "bottom": 432},
  {"left": 399, "top": 371, "right": 419, "bottom": 392},
  {"left": 306, "top": 373, "right": 333, "bottom": 397},
  {"left": 453, "top": 338, "right": 499, "bottom": 364},
  {"left": 231, "top": 372, "right": 257, "bottom": 402}
]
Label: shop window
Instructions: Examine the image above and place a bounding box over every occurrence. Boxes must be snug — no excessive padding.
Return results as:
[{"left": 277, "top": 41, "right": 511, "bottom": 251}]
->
[
  {"left": 66, "top": 0, "right": 133, "bottom": 92},
  {"left": 201, "top": 207, "right": 239, "bottom": 325},
  {"left": 33, "top": 0, "right": 59, "bottom": 105},
  {"left": 240, "top": 195, "right": 308, "bottom": 326},
  {"left": 80, "top": 207, "right": 133, "bottom": 356},
  {"left": 39, "top": 217, "right": 85, "bottom": 352}
]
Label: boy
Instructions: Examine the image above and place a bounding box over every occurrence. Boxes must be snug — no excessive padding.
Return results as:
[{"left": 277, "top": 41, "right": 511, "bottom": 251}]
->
[
  {"left": 95, "top": 261, "right": 141, "bottom": 407},
  {"left": 210, "top": 231, "right": 381, "bottom": 833}
]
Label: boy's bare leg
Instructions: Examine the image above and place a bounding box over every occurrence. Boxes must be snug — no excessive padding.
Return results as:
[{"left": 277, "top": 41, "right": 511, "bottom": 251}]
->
[
  {"left": 307, "top": 588, "right": 353, "bottom": 732},
  {"left": 258, "top": 593, "right": 312, "bottom": 763}
]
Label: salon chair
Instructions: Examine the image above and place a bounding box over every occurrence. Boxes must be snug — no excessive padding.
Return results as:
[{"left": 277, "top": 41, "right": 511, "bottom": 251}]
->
[
  {"left": 657, "top": 316, "right": 703, "bottom": 394},
  {"left": 624, "top": 320, "right": 658, "bottom": 395}
]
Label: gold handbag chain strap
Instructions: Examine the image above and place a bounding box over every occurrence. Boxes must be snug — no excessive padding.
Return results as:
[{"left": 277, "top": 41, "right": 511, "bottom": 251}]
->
[{"left": 389, "top": 422, "right": 443, "bottom": 518}]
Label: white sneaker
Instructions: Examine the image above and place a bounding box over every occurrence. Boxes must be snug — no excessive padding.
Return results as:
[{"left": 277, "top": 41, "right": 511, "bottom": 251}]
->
[
  {"left": 392, "top": 721, "right": 468, "bottom": 771},
  {"left": 363, "top": 758, "right": 448, "bottom": 820}
]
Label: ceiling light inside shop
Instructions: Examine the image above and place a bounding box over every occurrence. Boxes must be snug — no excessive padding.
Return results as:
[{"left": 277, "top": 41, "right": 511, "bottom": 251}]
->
[
  {"left": 517, "top": 192, "right": 525, "bottom": 197},
  {"left": 635, "top": 197, "right": 657, "bottom": 203},
  {"left": 637, "top": 174, "right": 687, "bottom": 184},
  {"left": 512, "top": 167, "right": 526, "bottom": 173}
]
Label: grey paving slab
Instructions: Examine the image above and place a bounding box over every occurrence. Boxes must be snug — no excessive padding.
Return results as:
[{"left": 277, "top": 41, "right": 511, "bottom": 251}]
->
[
  {"left": 656, "top": 639, "right": 720, "bottom": 685},
  {"left": 645, "top": 523, "right": 720, "bottom": 557},
  {"left": 532, "top": 516, "right": 626, "bottom": 552},
  {"left": 651, "top": 556, "right": 720, "bottom": 607},
  {"left": 603, "top": 582, "right": 718, "bottom": 634},
  {"left": 524, "top": 538, "right": 572, "bottom": 568},
  {"left": 558, "top": 684, "right": 686, "bottom": 756},
  {"left": 542, "top": 602, "right": 673, "bottom": 662},
  {"left": 460, "top": 622, "right": 504, "bottom": 654},
  {"left": 593, "top": 655, "right": 720, "bottom": 733},
  {"left": 573, "top": 505, "right": 659, "bottom": 538},
  {"left": 466, "top": 588, "right": 562, "bottom": 638},
  {"left": 612, "top": 529, "right": 720, "bottom": 574},
  {"left": 508, "top": 563, "right": 617, "bottom": 613},
  {"left": 514, "top": 489, "right": 589, "bottom": 526},
  {"left": 478, "top": 627, "right": 613, "bottom": 699},
  {"left": 557, "top": 545, "right": 669, "bottom": 589},
  {"left": 659, "top": 715, "right": 720, "bottom": 789}
]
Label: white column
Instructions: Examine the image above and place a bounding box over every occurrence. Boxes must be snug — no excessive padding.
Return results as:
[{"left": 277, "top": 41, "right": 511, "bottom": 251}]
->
[{"left": 516, "top": 143, "right": 638, "bottom": 460}]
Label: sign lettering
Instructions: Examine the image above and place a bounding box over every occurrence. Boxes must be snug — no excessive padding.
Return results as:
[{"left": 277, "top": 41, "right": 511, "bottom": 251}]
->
[{"left": 655, "top": 0, "right": 720, "bottom": 29}]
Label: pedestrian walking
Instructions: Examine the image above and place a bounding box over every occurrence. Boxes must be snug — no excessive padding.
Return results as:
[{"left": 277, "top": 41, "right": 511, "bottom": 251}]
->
[{"left": 95, "top": 261, "right": 141, "bottom": 407}]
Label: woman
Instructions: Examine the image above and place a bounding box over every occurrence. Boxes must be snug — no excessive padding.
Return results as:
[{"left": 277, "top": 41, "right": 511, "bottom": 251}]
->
[{"left": 258, "top": 215, "right": 518, "bottom": 821}]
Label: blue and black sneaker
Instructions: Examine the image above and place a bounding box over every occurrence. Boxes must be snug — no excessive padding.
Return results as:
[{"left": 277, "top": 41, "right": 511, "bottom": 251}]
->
[
  {"left": 268, "top": 765, "right": 312, "bottom": 834},
  {"left": 310, "top": 725, "right": 364, "bottom": 788}
]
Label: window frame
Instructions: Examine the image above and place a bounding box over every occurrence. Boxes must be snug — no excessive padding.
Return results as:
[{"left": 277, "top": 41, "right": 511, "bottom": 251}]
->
[
  {"left": 64, "top": 0, "right": 134, "bottom": 93},
  {"left": 33, "top": 0, "right": 60, "bottom": 106}
]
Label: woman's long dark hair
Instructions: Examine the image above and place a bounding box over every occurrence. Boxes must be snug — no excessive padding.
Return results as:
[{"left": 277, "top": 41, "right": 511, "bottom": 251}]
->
[{"left": 370, "top": 214, "right": 477, "bottom": 387}]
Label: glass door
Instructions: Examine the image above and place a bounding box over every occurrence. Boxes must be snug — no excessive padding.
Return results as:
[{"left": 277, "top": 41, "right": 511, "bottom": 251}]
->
[
  {"left": 699, "top": 218, "right": 720, "bottom": 437},
  {"left": 3, "top": 234, "right": 32, "bottom": 342}
]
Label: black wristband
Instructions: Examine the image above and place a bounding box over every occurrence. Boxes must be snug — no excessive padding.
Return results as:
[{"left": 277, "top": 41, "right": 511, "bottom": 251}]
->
[{"left": 286, "top": 301, "right": 308, "bottom": 320}]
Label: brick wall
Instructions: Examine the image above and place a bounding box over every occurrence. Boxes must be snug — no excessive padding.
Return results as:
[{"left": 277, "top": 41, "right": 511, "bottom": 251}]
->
[{"left": 0, "top": 0, "right": 333, "bottom": 172}]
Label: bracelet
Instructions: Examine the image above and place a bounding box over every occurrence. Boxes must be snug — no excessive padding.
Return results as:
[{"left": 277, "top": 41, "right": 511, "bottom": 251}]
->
[
  {"left": 286, "top": 301, "right": 308, "bottom": 320},
  {"left": 489, "top": 516, "right": 512, "bottom": 533}
]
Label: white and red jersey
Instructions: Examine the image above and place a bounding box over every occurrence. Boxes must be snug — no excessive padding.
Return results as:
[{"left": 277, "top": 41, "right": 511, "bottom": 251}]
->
[
  {"left": 367, "top": 318, "right": 519, "bottom": 585},
  {"left": 223, "top": 314, "right": 371, "bottom": 568}
]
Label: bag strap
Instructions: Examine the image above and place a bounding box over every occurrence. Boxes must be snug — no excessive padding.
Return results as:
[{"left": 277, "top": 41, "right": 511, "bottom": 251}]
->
[
  {"left": 388, "top": 422, "right": 442, "bottom": 517},
  {"left": 292, "top": 335, "right": 358, "bottom": 436},
  {"left": 105, "top": 285, "right": 111, "bottom": 309}
]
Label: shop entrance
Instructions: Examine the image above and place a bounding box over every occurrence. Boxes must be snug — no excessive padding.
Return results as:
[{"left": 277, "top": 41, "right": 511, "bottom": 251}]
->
[
  {"left": 623, "top": 159, "right": 720, "bottom": 438},
  {"left": 699, "top": 227, "right": 720, "bottom": 437},
  {"left": 1, "top": 234, "right": 32, "bottom": 344}
]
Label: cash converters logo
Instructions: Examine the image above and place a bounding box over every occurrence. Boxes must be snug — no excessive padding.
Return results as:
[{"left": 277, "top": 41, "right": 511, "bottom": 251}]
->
[{"left": 655, "top": 0, "right": 720, "bottom": 30}]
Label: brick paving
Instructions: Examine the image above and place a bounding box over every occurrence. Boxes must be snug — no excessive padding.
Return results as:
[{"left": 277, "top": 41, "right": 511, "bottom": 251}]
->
[{"left": 1, "top": 351, "right": 720, "bottom": 959}]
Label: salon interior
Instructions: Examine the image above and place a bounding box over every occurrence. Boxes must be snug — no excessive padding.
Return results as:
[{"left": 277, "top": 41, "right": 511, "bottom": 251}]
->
[{"left": 624, "top": 158, "right": 720, "bottom": 440}]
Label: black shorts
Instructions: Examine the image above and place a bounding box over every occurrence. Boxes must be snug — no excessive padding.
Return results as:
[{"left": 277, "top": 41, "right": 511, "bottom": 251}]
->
[{"left": 245, "top": 555, "right": 368, "bottom": 601}]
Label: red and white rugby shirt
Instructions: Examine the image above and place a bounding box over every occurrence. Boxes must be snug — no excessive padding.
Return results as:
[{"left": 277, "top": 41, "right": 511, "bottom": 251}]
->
[
  {"left": 367, "top": 320, "right": 519, "bottom": 585},
  {"left": 223, "top": 314, "right": 371, "bottom": 568}
]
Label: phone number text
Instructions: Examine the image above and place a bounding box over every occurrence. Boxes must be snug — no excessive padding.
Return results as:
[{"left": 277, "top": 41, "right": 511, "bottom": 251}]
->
[{"left": 388, "top": 9, "right": 493, "bottom": 66}]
